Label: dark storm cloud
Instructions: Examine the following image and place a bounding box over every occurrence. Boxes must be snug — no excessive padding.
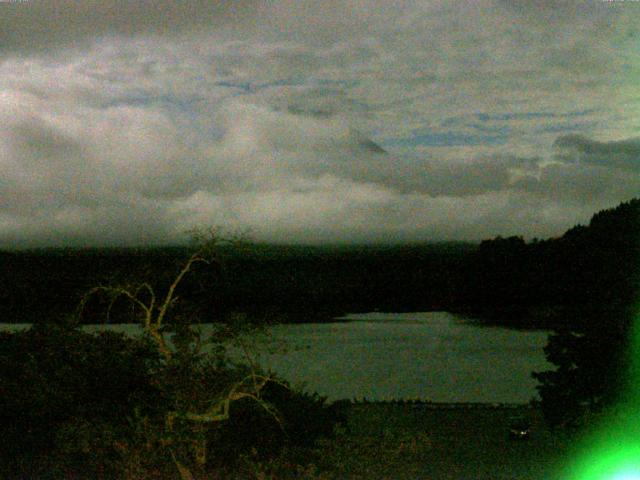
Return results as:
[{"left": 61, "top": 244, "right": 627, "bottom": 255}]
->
[
  {"left": 554, "top": 134, "right": 640, "bottom": 171},
  {"left": 421, "top": 157, "right": 525, "bottom": 197},
  {"left": 503, "top": 133, "right": 640, "bottom": 204},
  {"left": 513, "top": 163, "right": 640, "bottom": 203},
  {"left": 0, "top": 0, "right": 406, "bottom": 54},
  {"left": 0, "top": 1, "right": 254, "bottom": 53},
  {"left": 9, "top": 122, "right": 78, "bottom": 164}
]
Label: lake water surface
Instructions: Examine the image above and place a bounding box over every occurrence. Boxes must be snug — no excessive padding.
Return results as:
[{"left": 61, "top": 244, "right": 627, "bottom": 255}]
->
[
  {"left": 259, "top": 312, "right": 551, "bottom": 403},
  {"left": 1, "top": 312, "right": 551, "bottom": 403}
]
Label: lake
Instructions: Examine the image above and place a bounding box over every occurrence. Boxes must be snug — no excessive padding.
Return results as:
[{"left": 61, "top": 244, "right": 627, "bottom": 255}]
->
[{"left": 0, "top": 312, "right": 551, "bottom": 403}]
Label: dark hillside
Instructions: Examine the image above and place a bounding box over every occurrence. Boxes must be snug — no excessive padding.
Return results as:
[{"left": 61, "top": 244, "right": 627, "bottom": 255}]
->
[
  {"left": 459, "top": 198, "right": 640, "bottom": 329},
  {"left": 529, "top": 199, "right": 640, "bottom": 426},
  {"left": 0, "top": 243, "right": 475, "bottom": 324},
  {"left": 1, "top": 199, "right": 638, "bottom": 328}
]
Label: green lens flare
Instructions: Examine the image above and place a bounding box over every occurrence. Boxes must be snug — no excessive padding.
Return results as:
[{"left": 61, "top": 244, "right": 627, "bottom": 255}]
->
[
  {"left": 564, "top": 312, "right": 640, "bottom": 479},
  {"left": 568, "top": 443, "right": 640, "bottom": 479},
  {"left": 626, "top": 312, "right": 640, "bottom": 405},
  {"left": 611, "top": 472, "right": 640, "bottom": 480}
]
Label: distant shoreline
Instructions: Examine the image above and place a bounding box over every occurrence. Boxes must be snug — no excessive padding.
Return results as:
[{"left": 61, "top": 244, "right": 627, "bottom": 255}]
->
[
  {"left": 344, "top": 399, "right": 532, "bottom": 408},
  {"left": 0, "top": 308, "right": 554, "bottom": 331}
]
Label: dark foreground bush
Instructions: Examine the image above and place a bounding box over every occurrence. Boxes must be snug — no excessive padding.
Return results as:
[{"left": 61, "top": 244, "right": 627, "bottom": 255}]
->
[
  {"left": 0, "top": 322, "right": 343, "bottom": 479},
  {"left": 210, "top": 382, "right": 345, "bottom": 469},
  {"left": 0, "top": 322, "right": 162, "bottom": 478}
]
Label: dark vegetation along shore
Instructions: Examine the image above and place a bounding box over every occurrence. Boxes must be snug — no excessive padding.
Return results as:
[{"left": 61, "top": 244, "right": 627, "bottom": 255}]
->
[
  {"left": 1, "top": 200, "right": 638, "bottom": 331},
  {"left": 0, "top": 198, "right": 639, "bottom": 478}
]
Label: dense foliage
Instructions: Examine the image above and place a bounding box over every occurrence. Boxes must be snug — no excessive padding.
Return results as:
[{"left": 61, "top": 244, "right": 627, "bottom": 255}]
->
[
  {"left": 0, "top": 243, "right": 473, "bottom": 324},
  {"left": 460, "top": 199, "right": 640, "bottom": 329},
  {"left": 0, "top": 321, "right": 344, "bottom": 479},
  {"left": 452, "top": 197, "right": 640, "bottom": 426},
  {"left": 0, "top": 323, "right": 161, "bottom": 478},
  {"left": 0, "top": 239, "right": 346, "bottom": 479},
  {"left": 529, "top": 199, "right": 640, "bottom": 427}
]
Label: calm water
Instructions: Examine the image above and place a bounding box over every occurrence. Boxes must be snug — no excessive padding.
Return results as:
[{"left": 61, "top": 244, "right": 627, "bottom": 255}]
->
[{"left": 0, "top": 312, "right": 551, "bottom": 403}]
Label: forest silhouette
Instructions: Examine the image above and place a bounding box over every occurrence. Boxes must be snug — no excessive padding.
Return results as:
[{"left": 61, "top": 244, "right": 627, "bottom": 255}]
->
[{"left": 1, "top": 198, "right": 638, "bottom": 331}]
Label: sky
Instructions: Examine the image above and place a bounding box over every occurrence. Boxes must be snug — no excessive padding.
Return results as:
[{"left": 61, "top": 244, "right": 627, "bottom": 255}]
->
[{"left": 1, "top": 0, "right": 639, "bottom": 247}]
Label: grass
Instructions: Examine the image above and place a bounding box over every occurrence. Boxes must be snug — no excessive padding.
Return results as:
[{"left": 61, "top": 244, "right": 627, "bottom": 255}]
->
[{"left": 307, "top": 402, "right": 573, "bottom": 480}]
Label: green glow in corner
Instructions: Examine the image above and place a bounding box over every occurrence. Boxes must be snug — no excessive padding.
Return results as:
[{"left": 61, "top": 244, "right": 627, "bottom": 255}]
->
[
  {"left": 568, "top": 443, "right": 640, "bottom": 479},
  {"left": 611, "top": 472, "right": 640, "bottom": 480},
  {"left": 565, "top": 312, "right": 640, "bottom": 480}
]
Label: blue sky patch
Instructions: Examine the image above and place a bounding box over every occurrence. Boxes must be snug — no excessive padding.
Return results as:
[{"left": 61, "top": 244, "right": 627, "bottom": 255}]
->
[
  {"left": 383, "top": 130, "right": 508, "bottom": 148},
  {"left": 474, "top": 109, "right": 595, "bottom": 122},
  {"left": 534, "top": 121, "right": 599, "bottom": 135}
]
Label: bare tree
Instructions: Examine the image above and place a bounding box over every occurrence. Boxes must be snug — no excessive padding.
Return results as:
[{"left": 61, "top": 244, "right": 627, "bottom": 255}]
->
[{"left": 78, "top": 229, "right": 282, "bottom": 479}]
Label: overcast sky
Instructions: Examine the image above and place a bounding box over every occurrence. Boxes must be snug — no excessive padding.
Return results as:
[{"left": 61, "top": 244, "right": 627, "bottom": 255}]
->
[{"left": 1, "top": 0, "right": 639, "bottom": 247}]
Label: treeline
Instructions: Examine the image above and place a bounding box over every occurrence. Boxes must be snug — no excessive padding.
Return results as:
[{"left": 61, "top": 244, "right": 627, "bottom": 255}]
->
[
  {"left": 1, "top": 198, "right": 638, "bottom": 329},
  {"left": 0, "top": 243, "right": 474, "bottom": 324},
  {"left": 458, "top": 198, "right": 640, "bottom": 329},
  {"left": 456, "top": 199, "right": 640, "bottom": 426}
]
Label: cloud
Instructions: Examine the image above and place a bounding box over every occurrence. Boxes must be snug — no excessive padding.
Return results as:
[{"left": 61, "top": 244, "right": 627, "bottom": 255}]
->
[
  {"left": 1, "top": 1, "right": 640, "bottom": 246},
  {"left": 0, "top": 0, "right": 414, "bottom": 55},
  {"left": 513, "top": 163, "right": 640, "bottom": 204},
  {"left": 554, "top": 134, "right": 640, "bottom": 171},
  {"left": 501, "top": 134, "right": 640, "bottom": 205},
  {"left": 0, "top": 1, "right": 254, "bottom": 53}
]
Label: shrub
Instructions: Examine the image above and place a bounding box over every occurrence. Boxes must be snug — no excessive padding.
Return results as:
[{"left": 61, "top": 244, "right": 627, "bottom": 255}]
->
[
  {"left": 0, "top": 235, "right": 344, "bottom": 478},
  {"left": 0, "top": 322, "right": 162, "bottom": 478}
]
